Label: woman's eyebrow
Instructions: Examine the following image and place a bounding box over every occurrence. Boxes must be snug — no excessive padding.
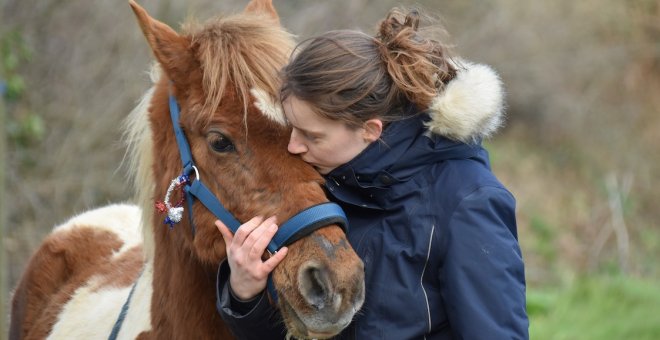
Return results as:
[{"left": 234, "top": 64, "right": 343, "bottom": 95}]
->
[{"left": 293, "top": 125, "right": 324, "bottom": 137}]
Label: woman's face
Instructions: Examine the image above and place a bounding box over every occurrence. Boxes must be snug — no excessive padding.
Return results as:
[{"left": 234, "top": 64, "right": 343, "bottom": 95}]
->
[{"left": 283, "top": 96, "right": 373, "bottom": 175}]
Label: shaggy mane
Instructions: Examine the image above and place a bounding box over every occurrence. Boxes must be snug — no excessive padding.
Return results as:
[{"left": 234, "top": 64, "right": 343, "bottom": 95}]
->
[{"left": 123, "top": 65, "right": 158, "bottom": 259}]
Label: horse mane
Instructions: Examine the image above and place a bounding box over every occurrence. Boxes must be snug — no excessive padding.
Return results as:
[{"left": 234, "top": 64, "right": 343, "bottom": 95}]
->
[
  {"left": 123, "top": 13, "right": 295, "bottom": 260},
  {"left": 123, "top": 64, "right": 158, "bottom": 259},
  {"left": 184, "top": 13, "right": 295, "bottom": 124}
]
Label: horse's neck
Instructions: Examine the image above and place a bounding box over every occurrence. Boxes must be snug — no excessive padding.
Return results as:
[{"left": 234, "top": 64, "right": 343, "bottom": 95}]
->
[{"left": 146, "top": 235, "right": 233, "bottom": 339}]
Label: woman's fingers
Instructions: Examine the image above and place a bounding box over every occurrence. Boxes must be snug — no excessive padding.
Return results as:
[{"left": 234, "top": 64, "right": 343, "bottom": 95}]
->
[
  {"left": 232, "top": 216, "right": 265, "bottom": 245},
  {"left": 262, "top": 247, "right": 288, "bottom": 272},
  {"left": 218, "top": 216, "right": 280, "bottom": 261},
  {"left": 241, "top": 216, "right": 276, "bottom": 251},
  {"left": 215, "top": 220, "right": 234, "bottom": 245},
  {"left": 250, "top": 222, "right": 278, "bottom": 258}
]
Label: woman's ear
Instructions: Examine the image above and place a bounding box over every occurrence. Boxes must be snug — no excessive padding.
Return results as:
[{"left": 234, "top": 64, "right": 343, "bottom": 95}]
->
[{"left": 362, "top": 119, "right": 383, "bottom": 143}]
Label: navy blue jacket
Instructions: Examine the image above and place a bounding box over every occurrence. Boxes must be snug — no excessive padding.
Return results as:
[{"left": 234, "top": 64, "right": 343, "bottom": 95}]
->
[{"left": 217, "top": 61, "right": 529, "bottom": 339}]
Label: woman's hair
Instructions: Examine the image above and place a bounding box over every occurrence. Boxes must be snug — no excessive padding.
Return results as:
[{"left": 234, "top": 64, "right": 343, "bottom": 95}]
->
[{"left": 280, "top": 7, "right": 457, "bottom": 129}]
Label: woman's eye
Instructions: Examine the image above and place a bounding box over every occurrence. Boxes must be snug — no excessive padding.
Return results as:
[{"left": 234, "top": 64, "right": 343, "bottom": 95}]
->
[
  {"left": 208, "top": 133, "right": 235, "bottom": 153},
  {"left": 303, "top": 132, "right": 319, "bottom": 142}
]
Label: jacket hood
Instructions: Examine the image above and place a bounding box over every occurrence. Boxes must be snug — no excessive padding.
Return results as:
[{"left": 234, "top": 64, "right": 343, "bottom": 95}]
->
[{"left": 425, "top": 60, "right": 505, "bottom": 143}]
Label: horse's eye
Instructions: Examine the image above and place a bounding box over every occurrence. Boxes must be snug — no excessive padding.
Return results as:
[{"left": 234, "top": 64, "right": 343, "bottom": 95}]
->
[{"left": 208, "top": 132, "right": 235, "bottom": 153}]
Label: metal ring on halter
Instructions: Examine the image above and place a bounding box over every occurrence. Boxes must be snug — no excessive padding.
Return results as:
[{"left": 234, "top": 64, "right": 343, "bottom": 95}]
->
[{"left": 191, "top": 165, "right": 200, "bottom": 181}]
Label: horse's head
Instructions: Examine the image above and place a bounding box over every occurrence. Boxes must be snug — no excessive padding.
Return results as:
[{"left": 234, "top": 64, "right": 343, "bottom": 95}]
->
[{"left": 129, "top": 1, "right": 364, "bottom": 337}]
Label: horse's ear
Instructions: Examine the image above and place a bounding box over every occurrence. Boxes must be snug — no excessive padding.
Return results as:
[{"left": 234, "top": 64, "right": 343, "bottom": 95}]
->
[
  {"left": 129, "top": 0, "right": 195, "bottom": 86},
  {"left": 244, "top": 0, "right": 280, "bottom": 24}
]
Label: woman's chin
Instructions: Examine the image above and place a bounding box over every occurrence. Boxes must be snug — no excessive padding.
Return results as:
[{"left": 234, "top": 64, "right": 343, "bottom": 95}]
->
[{"left": 312, "top": 165, "right": 334, "bottom": 175}]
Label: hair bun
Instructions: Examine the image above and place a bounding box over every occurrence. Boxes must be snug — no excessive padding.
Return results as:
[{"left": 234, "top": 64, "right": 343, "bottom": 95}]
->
[
  {"left": 377, "top": 9, "right": 420, "bottom": 44},
  {"left": 375, "top": 8, "right": 455, "bottom": 109}
]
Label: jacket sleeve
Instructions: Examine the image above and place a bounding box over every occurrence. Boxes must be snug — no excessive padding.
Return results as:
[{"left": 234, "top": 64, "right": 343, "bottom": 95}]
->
[
  {"left": 439, "top": 186, "right": 529, "bottom": 339},
  {"left": 216, "top": 260, "right": 287, "bottom": 340}
]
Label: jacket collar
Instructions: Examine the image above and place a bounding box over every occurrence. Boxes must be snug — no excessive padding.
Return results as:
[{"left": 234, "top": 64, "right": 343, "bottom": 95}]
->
[{"left": 326, "top": 112, "right": 480, "bottom": 188}]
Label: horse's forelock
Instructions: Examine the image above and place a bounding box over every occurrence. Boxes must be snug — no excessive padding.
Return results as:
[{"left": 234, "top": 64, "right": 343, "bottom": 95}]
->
[{"left": 185, "top": 13, "right": 294, "bottom": 125}]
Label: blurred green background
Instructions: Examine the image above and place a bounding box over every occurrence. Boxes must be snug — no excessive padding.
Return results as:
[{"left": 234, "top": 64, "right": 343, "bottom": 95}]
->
[{"left": 1, "top": 0, "right": 659, "bottom": 339}]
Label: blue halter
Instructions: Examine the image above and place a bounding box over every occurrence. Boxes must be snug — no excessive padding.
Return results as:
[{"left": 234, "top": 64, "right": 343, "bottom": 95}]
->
[{"left": 167, "top": 88, "right": 348, "bottom": 301}]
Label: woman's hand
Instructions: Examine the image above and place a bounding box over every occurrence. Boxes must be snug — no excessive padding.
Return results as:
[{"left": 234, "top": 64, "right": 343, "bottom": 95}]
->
[{"left": 216, "top": 216, "right": 288, "bottom": 300}]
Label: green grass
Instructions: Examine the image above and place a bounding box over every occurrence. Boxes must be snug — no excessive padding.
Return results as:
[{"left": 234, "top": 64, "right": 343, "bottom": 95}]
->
[{"left": 529, "top": 275, "right": 660, "bottom": 339}]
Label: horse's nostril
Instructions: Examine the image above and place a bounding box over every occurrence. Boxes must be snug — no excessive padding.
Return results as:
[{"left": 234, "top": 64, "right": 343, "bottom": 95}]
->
[{"left": 298, "top": 262, "right": 332, "bottom": 310}]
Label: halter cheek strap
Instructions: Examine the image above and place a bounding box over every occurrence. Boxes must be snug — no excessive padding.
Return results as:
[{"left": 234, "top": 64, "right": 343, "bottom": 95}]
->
[{"left": 167, "top": 92, "right": 242, "bottom": 236}]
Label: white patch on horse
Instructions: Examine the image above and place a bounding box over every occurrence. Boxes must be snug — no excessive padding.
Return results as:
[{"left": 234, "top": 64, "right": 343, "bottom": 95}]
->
[
  {"left": 55, "top": 204, "right": 142, "bottom": 258},
  {"left": 48, "top": 276, "right": 132, "bottom": 339},
  {"left": 251, "top": 87, "right": 286, "bottom": 125}
]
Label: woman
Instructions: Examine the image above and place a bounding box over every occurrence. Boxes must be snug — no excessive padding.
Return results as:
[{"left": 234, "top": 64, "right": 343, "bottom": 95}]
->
[{"left": 215, "top": 8, "right": 528, "bottom": 339}]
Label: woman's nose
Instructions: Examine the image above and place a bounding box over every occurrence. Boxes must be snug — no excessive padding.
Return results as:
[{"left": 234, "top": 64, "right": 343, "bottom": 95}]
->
[{"left": 288, "top": 130, "right": 308, "bottom": 154}]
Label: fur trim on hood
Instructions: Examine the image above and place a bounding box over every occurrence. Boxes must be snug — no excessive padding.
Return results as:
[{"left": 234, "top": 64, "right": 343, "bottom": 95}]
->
[{"left": 425, "top": 60, "right": 505, "bottom": 143}]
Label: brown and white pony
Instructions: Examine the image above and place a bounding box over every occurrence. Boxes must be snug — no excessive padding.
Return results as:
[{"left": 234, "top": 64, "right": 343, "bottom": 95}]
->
[{"left": 9, "top": 1, "right": 365, "bottom": 339}]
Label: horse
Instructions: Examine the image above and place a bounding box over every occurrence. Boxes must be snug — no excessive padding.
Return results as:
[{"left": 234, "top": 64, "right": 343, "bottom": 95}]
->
[{"left": 9, "top": 1, "right": 365, "bottom": 339}]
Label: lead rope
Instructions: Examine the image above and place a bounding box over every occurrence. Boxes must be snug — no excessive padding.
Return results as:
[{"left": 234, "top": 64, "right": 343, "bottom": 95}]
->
[{"left": 108, "top": 271, "right": 142, "bottom": 340}]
